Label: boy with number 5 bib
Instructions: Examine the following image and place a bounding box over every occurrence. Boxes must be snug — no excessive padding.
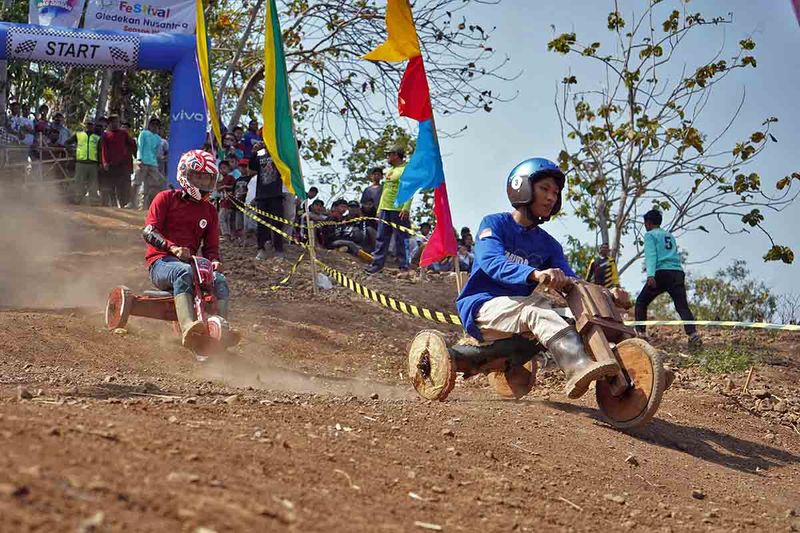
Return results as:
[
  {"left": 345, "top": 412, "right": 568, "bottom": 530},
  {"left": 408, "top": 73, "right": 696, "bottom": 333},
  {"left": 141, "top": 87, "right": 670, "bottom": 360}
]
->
[{"left": 634, "top": 209, "right": 702, "bottom": 350}]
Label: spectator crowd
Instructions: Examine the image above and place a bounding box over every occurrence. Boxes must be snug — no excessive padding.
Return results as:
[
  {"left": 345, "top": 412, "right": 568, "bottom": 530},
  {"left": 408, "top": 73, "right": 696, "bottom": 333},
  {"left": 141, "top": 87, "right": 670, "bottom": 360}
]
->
[{"left": 2, "top": 101, "right": 477, "bottom": 273}]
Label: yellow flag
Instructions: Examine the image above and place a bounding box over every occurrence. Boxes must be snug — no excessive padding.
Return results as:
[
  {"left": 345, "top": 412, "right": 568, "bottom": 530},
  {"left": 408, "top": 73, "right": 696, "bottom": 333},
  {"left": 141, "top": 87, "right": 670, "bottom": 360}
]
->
[
  {"left": 195, "top": 0, "right": 222, "bottom": 145},
  {"left": 363, "top": 0, "right": 421, "bottom": 62}
]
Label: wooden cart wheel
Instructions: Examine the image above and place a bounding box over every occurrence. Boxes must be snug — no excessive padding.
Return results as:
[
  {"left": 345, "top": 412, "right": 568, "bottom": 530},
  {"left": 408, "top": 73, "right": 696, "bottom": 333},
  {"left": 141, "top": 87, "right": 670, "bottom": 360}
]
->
[
  {"left": 408, "top": 330, "right": 456, "bottom": 401},
  {"left": 488, "top": 360, "right": 537, "bottom": 399},
  {"left": 105, "top": 286, "right": 133, "bottom": 330},
  {"left": 595, "top": 338, "right": 666, "bottom": 429}
]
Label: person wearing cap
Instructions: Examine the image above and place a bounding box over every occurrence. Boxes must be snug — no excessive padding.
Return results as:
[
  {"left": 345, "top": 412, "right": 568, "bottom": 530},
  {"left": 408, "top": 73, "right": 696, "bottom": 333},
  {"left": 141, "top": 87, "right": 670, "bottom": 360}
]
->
[
  {"left": 364, "top": 146, "right": 413, "bottom": 274},
  {"left": 101, "top": 114, "right": 137, "bottom": 207},
  {"left": 233, "top": 157, "right": 248, "bottom": 180},
  {"left": 635, "top": 209, "right": 702, "bottom": 350},
  {"left": 65, "top": 117, "right": 102, "bottom": 205}
]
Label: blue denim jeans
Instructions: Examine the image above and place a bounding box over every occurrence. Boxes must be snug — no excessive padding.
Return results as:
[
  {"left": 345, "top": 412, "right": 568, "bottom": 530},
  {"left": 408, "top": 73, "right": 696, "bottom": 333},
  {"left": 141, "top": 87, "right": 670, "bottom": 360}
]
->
[
  {"left": 149, "top": 256, "right": 230, "bottom": 300},
  {"left": 370, "top": 210, "right": 410, "bottom": 269}
]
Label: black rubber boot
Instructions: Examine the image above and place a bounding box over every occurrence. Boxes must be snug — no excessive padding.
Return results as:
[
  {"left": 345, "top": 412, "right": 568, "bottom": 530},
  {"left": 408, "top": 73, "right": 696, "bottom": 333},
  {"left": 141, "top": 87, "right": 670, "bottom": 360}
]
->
[{"left": 449, "top": 336, "right": 543, "bottom": 373}]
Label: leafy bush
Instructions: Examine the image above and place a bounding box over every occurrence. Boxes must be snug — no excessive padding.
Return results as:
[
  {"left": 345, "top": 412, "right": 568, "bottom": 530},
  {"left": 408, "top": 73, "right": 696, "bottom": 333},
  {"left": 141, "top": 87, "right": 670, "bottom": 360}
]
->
[{"left": 687, "top": 346, "right": 757, "bottom": 374}]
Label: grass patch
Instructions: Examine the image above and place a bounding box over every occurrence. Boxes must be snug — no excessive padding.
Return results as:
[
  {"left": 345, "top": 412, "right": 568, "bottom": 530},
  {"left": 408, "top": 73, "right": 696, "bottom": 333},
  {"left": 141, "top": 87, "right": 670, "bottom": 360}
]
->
[{"left": 687, "top": 346, "right": 758, "bottom": 374}]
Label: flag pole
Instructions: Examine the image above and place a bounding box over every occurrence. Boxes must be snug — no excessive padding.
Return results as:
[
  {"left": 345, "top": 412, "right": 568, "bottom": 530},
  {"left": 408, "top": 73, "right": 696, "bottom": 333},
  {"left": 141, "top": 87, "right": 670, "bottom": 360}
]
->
[
  {"left": 282, "top": 72, "right": 317, "bottom": 295},
  {"left": 429, "top": 112, "right": 462, "bottom": 293}
]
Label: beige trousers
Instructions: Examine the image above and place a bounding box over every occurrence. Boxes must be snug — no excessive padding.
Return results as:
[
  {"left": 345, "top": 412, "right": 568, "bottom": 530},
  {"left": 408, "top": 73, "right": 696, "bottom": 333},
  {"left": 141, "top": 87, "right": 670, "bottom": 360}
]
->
[{"left": 475, "top": 293, "right": 573, "bottom": 347}]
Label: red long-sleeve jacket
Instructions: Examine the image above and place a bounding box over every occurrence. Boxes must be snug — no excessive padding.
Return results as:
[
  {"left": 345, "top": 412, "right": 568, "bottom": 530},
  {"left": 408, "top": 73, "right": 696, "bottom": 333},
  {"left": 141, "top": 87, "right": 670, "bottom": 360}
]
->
[
  {"left": 144, "top": 190, "right": 220, "bottom": 267},
  {"left": 101, "top": 129, "right": 136, "bottom": 168}
]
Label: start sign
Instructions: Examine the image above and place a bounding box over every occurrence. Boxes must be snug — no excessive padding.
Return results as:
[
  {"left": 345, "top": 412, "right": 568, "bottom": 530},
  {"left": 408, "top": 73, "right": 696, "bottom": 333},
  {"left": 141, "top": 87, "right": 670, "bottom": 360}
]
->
[{"left": 6, "top": 25, "right": 139, "bottom": 69}]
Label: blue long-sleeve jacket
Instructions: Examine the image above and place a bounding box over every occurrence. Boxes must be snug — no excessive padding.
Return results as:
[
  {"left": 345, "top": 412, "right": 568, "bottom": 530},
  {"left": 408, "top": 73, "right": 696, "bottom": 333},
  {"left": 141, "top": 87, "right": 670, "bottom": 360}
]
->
[{"left": 456, "top": 212, "right": 576, "bottom": 340}]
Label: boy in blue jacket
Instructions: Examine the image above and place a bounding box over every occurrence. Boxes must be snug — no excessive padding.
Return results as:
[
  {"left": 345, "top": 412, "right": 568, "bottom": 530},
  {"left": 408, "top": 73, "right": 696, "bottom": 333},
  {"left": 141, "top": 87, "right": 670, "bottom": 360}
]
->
[
  {"left": 634, "top": 210, "right": 702, "bottom": 349},
  {"left": 454, "top": 158, "right": 619, "bottom": 399}
]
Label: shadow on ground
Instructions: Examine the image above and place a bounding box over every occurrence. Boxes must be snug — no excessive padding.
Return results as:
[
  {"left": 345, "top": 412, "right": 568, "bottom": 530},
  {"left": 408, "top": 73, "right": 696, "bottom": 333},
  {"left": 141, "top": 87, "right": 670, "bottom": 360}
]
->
[{"left": 545, "top": 400, "right": 800, "bottom": 474}]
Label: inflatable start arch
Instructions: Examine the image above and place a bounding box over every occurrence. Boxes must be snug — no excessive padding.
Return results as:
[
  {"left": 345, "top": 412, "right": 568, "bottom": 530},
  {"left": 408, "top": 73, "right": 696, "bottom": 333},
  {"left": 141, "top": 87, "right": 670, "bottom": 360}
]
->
[{"left": 0, "top": 21, "right": 207, "bottom": 185}]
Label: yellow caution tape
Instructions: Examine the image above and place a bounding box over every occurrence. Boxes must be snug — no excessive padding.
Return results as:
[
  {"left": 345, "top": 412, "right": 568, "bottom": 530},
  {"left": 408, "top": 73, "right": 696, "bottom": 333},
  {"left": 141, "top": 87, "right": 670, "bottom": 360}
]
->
[
  {"left": 236, "top": 196, "right": 420, "bottom": 236},
  {"left": 231, "top": 199, "right": 305, "bottom": 246},
  {"left": 625, "top": 320, "right": 800, "bottom": 332},
  {"left": 269, "top": 252, "right": 305, "bottom": 291},
  {"left": 315, "top": 215, "right": 419, "bottom": 236},
  {"left": 238, "top": 200, "right": 303, "bottom": 228},
  {"left": 315, "top": 260, "right": 463, "bottom": 326},
  {"left": 234, "top": 201, "right": 800, "bottom": 333},
  {"left": 234, "top": 199, "right": 459, "bottom": 325}
]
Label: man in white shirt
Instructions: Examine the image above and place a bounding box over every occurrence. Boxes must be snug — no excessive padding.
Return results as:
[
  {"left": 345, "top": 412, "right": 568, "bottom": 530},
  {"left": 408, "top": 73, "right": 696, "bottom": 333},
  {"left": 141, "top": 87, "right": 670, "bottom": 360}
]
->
[{"left": 8, "top": 102, "right": 34, "bottom": 146}]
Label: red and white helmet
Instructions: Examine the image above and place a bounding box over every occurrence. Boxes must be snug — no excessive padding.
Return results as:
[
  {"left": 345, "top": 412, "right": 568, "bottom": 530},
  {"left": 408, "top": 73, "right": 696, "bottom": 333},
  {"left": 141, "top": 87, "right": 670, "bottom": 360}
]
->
[{"left": 177, "top": 149, "right": 218, "bottom": 201}]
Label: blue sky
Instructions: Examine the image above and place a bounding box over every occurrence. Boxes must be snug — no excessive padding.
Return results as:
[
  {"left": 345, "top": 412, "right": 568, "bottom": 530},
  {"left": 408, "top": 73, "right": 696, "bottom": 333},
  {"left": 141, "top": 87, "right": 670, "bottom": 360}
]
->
[{"left": 422, "top": 0, "right": 799, "bottom": 295}]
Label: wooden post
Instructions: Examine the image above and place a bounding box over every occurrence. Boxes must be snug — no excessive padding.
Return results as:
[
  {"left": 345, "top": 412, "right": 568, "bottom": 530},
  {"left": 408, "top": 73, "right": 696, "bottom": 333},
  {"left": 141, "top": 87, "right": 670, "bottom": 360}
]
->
[
  {"left": 453, "top": 253, "right": 463, "bottom": 293},
  {"left": 743, "top": 366, "right": 755, "bottom": 395},
  {"left": 305, "top": 209, "right": 318, "bottom": 295}
]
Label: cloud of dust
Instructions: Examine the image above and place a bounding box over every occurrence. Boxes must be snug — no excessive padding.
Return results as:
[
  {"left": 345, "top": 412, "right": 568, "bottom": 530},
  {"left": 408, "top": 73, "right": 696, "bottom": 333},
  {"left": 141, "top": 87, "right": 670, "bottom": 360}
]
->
[
  {"left": 0, "top": 176, "right": 143, "bottom": 310},
  {"left": 195, "top": 349, "right": 413, "bottom": 400}
]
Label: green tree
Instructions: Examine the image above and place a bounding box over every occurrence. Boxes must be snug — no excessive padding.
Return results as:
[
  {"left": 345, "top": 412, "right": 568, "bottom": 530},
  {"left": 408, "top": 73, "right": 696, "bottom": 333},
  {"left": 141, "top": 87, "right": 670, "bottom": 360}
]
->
[
  {"left": 690, "top": 260, "right": 776, "bottom": 322},
  {"left": 564, "top": 236, "right": 595, "bottom": 279},
  {"left": 549, "top": 0, "right": 798, "bottom": 273}
]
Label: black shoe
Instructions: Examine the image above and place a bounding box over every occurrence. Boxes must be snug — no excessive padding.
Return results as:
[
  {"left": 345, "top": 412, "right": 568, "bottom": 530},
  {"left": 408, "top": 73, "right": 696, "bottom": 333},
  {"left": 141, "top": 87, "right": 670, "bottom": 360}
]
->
[
  {"left": 364, "top": 264, "right": 382, "bottom": 274},
  {"left": 688, "top": 334, "right": 703, "bottom": 352}
]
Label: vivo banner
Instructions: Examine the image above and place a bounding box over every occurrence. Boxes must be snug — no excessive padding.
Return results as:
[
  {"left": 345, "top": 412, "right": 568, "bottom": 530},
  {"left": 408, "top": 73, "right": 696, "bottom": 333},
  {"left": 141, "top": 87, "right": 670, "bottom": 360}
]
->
[
  {"left": 28, "top": 0, "right": 87, "bottom": 28},
  {"left": 84, "top": 0, "right": 196, "bottom": 35}
]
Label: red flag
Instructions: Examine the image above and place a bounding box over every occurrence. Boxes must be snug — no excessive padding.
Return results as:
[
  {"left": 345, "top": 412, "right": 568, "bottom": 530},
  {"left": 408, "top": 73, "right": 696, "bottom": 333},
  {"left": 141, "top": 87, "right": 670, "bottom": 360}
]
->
[
  {"left": 420, "top": 182, "right": 459, "bottom": 267},
  {"left": 398, "top": 56, "right": 432, "bottom": 121}
]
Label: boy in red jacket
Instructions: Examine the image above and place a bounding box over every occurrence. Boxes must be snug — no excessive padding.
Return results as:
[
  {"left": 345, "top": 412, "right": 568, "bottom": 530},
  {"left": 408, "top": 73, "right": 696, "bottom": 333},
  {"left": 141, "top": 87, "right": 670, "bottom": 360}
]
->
[{"left": 142, "top": 150, "right": 231, "bottom": 348}]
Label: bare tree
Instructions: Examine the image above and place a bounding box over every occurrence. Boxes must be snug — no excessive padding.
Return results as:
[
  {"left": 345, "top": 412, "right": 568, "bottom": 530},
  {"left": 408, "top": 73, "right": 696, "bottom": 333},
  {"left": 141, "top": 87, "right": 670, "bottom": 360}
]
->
[
  {"left": 776, "top": 292, "right": 800, "bottom": 325},
  {"left": 548, "top": 0, "right": 798, "bottom": 273}
]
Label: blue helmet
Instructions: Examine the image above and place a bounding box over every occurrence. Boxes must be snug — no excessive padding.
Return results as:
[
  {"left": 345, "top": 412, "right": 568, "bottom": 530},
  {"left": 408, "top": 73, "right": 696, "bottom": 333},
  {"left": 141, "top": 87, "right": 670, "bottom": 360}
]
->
[{"left": 506, "top": 157, "right": 565, "bottom": 221}]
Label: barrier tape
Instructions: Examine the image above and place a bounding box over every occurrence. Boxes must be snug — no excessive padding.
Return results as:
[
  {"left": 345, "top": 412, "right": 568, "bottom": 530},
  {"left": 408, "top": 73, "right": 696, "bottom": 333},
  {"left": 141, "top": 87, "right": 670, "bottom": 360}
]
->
[
  {"left": 237, "top": 200, "right": 302, "bottom": 229},
  {"left": 236, "top": 196, "right": 420, "bottom": 236},
  {"left": 625, "top": 320, "right": 800, "bottom": 332},
  {"left": 315, "top": 260, "right": 463, "bottom": 326},
  {"left": 269, "top": 252, "right": 305, "bottom": 291},
  {"left": 231, "top": 199, "right": 305, "bottom": 246},
  {"left": 233, "top": 200, "right": 800, "bottom": 333},
  {"left": 233, "top": 199, "right": 460, "bottom": 325}
]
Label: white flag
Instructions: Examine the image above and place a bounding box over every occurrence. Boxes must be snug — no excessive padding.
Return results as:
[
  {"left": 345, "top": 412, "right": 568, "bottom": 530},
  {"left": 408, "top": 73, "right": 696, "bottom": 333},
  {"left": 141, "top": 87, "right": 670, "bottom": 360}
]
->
[{"left": 29, "top": 0, "right": 87, "bottom": 28}]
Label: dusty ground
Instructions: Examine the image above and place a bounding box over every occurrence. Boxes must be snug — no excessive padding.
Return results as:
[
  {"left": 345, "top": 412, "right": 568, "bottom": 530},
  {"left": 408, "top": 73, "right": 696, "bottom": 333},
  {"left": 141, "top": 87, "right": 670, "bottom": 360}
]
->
[{"left": 1, "top": 202, "right": 799, "bottom": 532}]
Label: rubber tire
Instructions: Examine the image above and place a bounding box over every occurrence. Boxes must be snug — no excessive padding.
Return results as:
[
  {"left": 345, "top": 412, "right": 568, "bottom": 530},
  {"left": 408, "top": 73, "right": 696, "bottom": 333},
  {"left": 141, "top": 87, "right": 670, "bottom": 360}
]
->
[
  {"left": 595, "top": 338, "right": 666, "bottom": 430},
  {"left": 408, "top": 330, "right": 457, "bottom": 401},
  {"left": 488, "top": 360, "right": 537, "bottom": 399},
  {"left": 105, "top": 286, "right": 133, "bottom": 330}
]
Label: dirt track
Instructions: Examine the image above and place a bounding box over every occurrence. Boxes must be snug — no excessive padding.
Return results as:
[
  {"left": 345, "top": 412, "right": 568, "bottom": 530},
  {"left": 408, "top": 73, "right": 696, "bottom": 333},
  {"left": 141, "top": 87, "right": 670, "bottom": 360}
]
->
[{"left": 1, "top": 205, "right": 799, "bottom": 532}]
